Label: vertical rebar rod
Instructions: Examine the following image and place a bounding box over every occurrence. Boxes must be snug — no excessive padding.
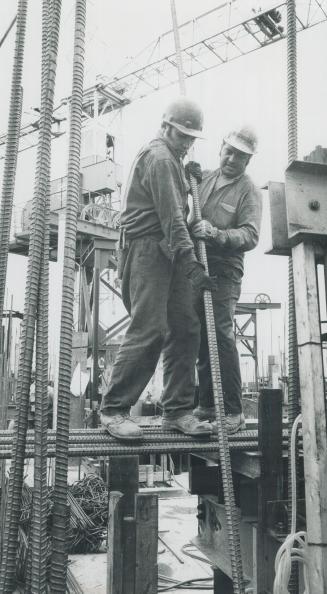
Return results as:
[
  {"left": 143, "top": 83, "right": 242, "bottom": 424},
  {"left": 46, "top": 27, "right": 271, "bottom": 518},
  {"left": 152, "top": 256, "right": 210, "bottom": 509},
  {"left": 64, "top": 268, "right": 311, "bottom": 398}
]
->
[
  {"left": 0, "top": 1, "right": 62, "bottom": 590},
  {"left": 190, "top": 178, "right": 245, "bottom": 594},
  {"left": 287, "top": 2, "right": 300, "bottom": 593},
  {"left": 0, "top": 0, "right": 27, "bottom": 351},
  {"left": 31, "top": 0, "right": 54, "bottom": 589},
  {"left": 169, "top": 1, "right": 244, "bottom": 590},
  {"left": 50, "top": 0, "right": 86, "bottom": 591}
]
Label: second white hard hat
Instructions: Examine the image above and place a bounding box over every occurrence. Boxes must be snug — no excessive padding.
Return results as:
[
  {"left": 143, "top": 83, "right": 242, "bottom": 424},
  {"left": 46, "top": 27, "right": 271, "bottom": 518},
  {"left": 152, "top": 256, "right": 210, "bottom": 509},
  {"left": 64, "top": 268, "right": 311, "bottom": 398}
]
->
[{"left": 224, "top": 126, "right": 258, "bottom": 155}]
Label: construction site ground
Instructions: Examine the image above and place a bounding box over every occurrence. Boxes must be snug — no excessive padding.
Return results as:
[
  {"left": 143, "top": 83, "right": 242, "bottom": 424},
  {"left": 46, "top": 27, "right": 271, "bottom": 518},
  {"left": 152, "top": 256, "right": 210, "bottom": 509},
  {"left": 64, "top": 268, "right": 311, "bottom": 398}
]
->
[{"left": 68, "top": 472, "right": 213, "bottom": 593}]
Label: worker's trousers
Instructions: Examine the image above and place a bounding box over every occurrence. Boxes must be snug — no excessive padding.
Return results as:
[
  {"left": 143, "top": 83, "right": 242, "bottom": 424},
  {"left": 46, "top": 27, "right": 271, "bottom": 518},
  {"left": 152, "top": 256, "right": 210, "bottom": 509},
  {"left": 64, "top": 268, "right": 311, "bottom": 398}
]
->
[
  {"left": 195, "top": 265, "right": 242, "bottom": 415},
  {"left": 101, "top": 236, "right": 200, "bottom": 418}
]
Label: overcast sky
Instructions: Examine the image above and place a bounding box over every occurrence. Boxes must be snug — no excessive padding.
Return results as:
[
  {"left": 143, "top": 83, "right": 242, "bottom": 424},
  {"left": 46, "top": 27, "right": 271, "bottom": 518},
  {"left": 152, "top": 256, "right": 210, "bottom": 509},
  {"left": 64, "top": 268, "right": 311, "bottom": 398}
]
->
[{"left": 1, "top": 0, "right": 327, "bottom": 380}]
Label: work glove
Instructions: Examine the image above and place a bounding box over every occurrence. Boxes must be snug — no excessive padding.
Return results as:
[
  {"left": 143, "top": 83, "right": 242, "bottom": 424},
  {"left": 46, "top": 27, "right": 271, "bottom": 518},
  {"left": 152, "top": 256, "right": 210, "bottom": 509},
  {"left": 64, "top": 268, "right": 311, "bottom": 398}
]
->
[
  {"left": 186, "top": 262, "right": 218, "bottom": 292},
  {"left": 191, "top": 219, "right": 218, "bottom": 240},
  {"left": 185, "top": 161, "right": 202, "bottom": 184}
]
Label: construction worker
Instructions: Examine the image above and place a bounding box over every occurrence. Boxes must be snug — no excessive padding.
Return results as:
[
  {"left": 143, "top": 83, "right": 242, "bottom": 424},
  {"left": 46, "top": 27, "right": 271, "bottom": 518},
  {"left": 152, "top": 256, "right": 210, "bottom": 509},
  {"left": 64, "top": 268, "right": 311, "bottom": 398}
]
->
[
  {"left": 192, "top": 127, "right": 262, "bottom": 434},
  {"left": 100, "top": 97, "right": 216, "bottom": 441}
]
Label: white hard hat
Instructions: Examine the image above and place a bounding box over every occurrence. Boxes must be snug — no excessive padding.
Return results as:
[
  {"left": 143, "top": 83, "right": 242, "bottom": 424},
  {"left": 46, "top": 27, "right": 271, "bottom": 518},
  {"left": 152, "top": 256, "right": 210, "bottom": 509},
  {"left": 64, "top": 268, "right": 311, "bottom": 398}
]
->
[
  {"left": 162, "top": 97, "right": 204, "bottom": 138},
  {"left": 224, "top": 126, "right": 258, "bottom": 155}
]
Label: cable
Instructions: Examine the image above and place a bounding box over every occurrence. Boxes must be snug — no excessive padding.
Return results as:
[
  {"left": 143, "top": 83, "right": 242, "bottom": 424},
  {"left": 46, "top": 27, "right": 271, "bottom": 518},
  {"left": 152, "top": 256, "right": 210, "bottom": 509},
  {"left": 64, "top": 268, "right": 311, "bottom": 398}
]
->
[
  {"left": 158, "top": 574, "right": 213, "bottom": 591},
  {"left": 181, "top": 543, "right": 212, "bottom": 565},
  {"left": 180, "top": 544, "right": 254, "bottom": 593},
  {"left": 273, "top": 415, "right": 310, "bottom": 594}
]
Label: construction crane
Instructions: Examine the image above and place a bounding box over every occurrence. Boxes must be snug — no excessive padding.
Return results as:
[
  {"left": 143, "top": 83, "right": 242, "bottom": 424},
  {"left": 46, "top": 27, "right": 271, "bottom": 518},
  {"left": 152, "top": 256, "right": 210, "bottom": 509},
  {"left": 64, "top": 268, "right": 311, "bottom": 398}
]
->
[
  {"left": 0, "top": 0, "right": 327, "bottom": 156},
  {"left": 0, "top": 1, "right": 326, "bottom": 593}
]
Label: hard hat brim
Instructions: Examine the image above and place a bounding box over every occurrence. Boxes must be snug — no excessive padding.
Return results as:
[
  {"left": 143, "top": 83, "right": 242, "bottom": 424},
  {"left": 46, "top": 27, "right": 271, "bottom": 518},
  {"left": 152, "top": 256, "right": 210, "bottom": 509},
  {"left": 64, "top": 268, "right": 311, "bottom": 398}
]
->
[
  {"left": 223, "top": 137, "right": 256, "bottom": 155},
  {"left": 169, "top": 121, "right": 204, "bottom": 139}
]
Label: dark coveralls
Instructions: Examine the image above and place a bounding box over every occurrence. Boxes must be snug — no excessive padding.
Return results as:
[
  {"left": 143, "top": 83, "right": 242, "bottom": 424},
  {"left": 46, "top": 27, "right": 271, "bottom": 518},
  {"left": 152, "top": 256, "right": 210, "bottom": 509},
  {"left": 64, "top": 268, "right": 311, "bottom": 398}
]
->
[
  {"left": 101, "top": 134, "right": 201, "bottom": 419},
  {"left": 195, "top": 169, "right": 262, "bottom": 414}
]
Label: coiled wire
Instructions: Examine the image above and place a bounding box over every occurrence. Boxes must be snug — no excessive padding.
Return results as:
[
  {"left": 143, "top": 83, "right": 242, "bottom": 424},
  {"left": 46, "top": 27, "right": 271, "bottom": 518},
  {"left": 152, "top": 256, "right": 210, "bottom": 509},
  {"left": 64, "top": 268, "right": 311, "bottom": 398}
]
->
[
  {"left": 273, "top": 415, "right": 309, "bottom": 594},
  {"left": 50, "top": 1, "right": 86, "bottom": 591}
]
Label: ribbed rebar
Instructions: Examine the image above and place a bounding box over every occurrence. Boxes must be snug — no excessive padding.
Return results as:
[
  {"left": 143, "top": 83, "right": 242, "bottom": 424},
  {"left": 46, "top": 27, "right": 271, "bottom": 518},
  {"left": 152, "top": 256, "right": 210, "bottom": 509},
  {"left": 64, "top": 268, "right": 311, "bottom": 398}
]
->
[
  {"left": 30, "top": 1, "right": 54, "bottom": 590},
  {"left": 0, "top": 440, "right": 264, "bottom": 459},
  {"left": 190, "top": 178, "right": 245, "bottom": 594},
  {"left": 168, "top": 0, "right": 244, "bottom": 588},
  {"left": 50, "top": 1, "right": 86, "bottom": 591},
  {"left": 287, "top": 0, "right": 298, "bottom": 164},
  {"left": 0, "top": 427, "right": 267, "bottom": 444},
  {"left": 0, "top": 1, "right": 62, "bottom": 591},
  {"left": 287, "top": 2, "right": 300, "bottom": 593},
  {"left": 0, "top": 0, "right": 27, "bottom": 331}
]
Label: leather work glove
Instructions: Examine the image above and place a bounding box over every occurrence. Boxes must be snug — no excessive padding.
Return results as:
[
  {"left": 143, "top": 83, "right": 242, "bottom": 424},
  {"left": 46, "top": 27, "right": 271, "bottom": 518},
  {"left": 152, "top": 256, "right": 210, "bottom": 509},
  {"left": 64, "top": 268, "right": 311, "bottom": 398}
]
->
[
  {"left": 191, "top": 219, "right": 218, "bottom": 240},
  {"left": 186, "top": 262, "right": 218, "bottom": 292},
  {"left": 185, "top": 161, "right": 202, "bottom": 184}
]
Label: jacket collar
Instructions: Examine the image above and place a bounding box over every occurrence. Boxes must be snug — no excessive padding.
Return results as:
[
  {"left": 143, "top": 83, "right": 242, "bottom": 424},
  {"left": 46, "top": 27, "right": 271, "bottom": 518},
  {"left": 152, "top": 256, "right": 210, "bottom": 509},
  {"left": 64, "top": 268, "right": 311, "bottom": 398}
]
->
[{"left": 156, "top": 130, "right": 183, "bottom": 163}]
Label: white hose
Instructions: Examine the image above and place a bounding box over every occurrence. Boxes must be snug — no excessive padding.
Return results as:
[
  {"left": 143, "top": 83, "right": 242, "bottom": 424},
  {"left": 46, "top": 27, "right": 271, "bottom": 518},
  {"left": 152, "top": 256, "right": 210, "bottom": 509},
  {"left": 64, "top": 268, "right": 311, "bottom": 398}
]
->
[{"left": 273, "top": 414, "right": 310, "bottom": 593}]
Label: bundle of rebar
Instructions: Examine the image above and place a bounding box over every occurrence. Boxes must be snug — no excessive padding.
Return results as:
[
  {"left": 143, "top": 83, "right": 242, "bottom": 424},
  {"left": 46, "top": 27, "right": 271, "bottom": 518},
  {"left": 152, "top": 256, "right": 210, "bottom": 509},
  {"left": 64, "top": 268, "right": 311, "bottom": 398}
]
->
[
  {"left": 14, "top": 476, "right": 108, "bottom": 587},
  {"left": 68, "top": 475, "right": 108, "bottom": 553}
]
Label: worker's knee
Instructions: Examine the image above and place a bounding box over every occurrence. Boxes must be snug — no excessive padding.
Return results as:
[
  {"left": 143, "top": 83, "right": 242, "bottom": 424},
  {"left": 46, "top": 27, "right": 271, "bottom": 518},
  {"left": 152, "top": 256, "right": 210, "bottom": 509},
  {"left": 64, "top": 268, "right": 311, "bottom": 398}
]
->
[{"left": 215, "top": 316, "right": 236, "bottom": 350}]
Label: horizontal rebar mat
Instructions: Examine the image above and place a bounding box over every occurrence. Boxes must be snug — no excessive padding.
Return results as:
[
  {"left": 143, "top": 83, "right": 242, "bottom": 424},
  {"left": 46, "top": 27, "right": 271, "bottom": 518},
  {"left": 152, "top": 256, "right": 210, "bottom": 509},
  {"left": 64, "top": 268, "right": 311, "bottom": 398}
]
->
[{"left": 0, "top": 426, "right": 296, "bottom": 458}]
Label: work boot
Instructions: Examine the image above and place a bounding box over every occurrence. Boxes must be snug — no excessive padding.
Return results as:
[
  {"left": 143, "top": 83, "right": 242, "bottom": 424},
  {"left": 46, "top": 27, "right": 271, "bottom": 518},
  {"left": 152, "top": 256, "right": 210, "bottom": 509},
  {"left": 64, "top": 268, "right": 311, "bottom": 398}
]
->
[
  {"left": 226, "top": 413, "right": 246, "bottom": 434},
  {"left": 161, "top": 413, "right": 212, "bottom": 437},
  {"left": 193, "top": 405, "right": 216, "bottom": 422},
  {"left": 211, "top": 413, "right": 246, "bottom": 436},
  {"left": 100, "top": 412, "right": 144, "bottom": 441}
]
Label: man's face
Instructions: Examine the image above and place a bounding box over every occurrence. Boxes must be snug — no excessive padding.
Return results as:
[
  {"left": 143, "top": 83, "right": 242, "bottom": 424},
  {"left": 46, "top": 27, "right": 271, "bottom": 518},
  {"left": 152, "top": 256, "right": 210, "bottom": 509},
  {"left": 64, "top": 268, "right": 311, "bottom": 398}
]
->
[
  {"left": 220, "top": 142, "right": 251, "bottom": 178},
  {"left": 164, "top": 125, "right": 195, "bottom": 159}
]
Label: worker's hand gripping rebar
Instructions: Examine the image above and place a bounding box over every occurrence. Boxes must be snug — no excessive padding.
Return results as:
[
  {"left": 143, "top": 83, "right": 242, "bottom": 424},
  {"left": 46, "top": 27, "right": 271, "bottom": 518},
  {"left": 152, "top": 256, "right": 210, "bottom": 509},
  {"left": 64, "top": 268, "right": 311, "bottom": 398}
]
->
[{"left": 190, "top": 174, "right": 245, "bottom": 594}]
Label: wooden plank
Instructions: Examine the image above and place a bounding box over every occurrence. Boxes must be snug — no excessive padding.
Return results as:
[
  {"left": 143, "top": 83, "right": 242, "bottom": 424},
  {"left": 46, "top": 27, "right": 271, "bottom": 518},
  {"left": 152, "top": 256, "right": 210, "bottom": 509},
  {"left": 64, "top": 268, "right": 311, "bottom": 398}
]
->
[
  {"left": 293, "top": 242, "right": 322, "bottom": 345},
  {"left": 134, "top": 493, "right": 158, "bottom": 594},
  {"left": 256, "top": 388, "right": 283, "bottom": 593},
  {"left": 108, "top": 456, "right": 139, "bottom": 516},
  {"left": 292, "top": 242, "right": 327, "bottom": 593},
  {"left": 213, "top": 567, "right": 233, "bottom": 594},
  {"left": 258, "top": 389, "right": 283, "bottom": 504},
  {"left": 230, "top": 452, "right": 261, "bottom": 480},
  {"left": 189, "top": 455, "right": 219, "bottom": 495},
  {"left": 107, "top": 491, "right": 123, "bottom": 594},
  {"left": 122, "top": 516, "right": 136, "bottom": 594}
]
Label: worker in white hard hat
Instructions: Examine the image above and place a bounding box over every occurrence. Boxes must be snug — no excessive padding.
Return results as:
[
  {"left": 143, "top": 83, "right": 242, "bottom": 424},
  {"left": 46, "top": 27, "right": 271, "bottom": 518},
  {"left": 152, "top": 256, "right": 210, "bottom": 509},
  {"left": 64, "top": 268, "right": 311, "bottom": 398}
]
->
[
  {"left": 100, "top": 97, "right": 217, "bottom": 441},
  {"left": 191, "top": 126, "right": 262, "bottom": 434}
]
